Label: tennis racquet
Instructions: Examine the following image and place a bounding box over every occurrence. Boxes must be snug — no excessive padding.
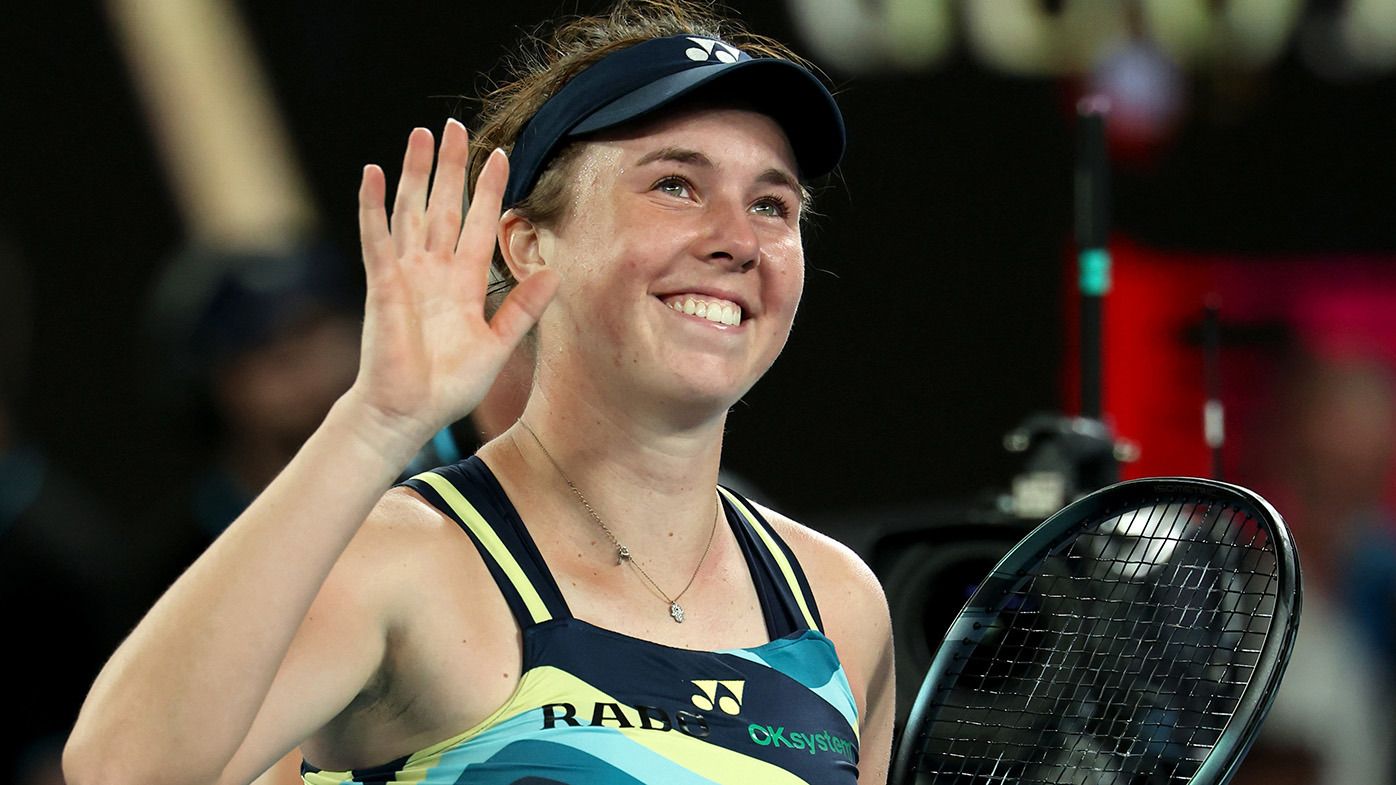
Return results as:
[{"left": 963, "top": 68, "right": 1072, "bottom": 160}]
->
[{"left": 890, "top": 477, "right": 1301, "bottom": 785}]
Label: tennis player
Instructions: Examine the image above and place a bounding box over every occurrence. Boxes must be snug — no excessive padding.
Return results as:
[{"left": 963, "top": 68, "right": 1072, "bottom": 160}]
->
[{"left": 65, "top": 2, "right": 893, "bottom": 783}]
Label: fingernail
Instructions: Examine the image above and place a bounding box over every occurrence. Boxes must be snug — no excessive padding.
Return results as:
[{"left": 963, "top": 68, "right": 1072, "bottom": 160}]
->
[
  {"left": 447, "top": 117, "right": 465, "bottom": 130},
  {"left": 493, "top": 147, "right": 508, "bottom": 159}
]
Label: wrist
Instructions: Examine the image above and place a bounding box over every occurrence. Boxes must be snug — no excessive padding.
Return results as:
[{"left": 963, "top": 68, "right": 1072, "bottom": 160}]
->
[{"left": 325, "top": 389, "right": 439, "bottom": 472}]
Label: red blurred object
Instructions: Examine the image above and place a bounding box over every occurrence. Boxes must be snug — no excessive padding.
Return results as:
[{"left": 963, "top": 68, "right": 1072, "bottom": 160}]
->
[{"left": 1062, "top": 236, "right": 1396, "bottom": 506}]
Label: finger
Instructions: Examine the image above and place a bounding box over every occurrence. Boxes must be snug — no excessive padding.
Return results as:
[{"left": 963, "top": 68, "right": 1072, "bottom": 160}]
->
[
  {"left": 456, "top": 147, "right": 508, "bottom": 275},
  {"left": 425, "top": 118, "right": 469, "bottom": 254},
  {"left": 390, "top": 127, "right": 435, "bottom": 256},
  {"left": 358, "top": 164, "right": 395, "bottom": 283},
  {"left": 490, "top": 268, "right": 559, "bottom": 348}
]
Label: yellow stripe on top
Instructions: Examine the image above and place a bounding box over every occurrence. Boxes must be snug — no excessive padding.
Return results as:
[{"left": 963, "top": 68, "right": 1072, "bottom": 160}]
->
[
  {"left": 411, "top": 471, "right": 553, "bottom": 625},
  {"left": 717, "top": 488, "right": 819, "bottom": 633}
]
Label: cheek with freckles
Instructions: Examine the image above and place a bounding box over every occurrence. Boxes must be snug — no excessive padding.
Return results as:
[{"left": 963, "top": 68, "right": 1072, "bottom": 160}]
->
[
  {"left": 765, "top": 242, "right": 805, "bottom": 327},
  {"left": 552, "top": 247, "right": 648, "bottom": 370}
]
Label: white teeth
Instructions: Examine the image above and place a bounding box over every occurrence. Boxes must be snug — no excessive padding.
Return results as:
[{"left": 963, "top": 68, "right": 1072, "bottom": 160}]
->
[{"left": 668, "top": 296, "right": 742, "bottom": 326}]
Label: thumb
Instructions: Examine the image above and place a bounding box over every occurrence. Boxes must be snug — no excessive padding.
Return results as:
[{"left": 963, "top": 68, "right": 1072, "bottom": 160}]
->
[{"left": 489, "top": 268, "right": 560, "bottom": 349}]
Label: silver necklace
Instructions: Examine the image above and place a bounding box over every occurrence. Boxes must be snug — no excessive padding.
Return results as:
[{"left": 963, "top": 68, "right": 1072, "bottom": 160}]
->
[{"left": 516, "top": 420, "right": 719, "bottom": 623}]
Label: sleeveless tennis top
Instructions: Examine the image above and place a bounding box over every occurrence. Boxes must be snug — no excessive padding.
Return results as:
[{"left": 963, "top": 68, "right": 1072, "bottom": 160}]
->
[{"left": 301, "top": 456, "right": 860, "bottom": 785}]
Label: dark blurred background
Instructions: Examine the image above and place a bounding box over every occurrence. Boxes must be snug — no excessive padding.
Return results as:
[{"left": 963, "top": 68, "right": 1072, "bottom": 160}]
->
[{"left": 3, "top": 2, "right": 1395, "bottom": 783}]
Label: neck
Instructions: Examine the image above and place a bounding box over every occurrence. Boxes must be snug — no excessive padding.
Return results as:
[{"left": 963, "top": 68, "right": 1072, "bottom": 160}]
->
[{"left": 487, "top": 388, "right": 727, "bottom": 558}]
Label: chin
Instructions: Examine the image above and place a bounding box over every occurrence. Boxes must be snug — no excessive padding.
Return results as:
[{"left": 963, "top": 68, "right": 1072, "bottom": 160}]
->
[
  {"left": 633, "top": 367, "right": 757, "bottom": 425},
  {"left": 690, "top": 375, "right": 770, "bottom": 415}
]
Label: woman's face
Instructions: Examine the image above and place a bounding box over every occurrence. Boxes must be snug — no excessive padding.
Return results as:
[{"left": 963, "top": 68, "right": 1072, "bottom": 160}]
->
[{"left": 530, "top": 107, "right": 806, "bottom": 418}]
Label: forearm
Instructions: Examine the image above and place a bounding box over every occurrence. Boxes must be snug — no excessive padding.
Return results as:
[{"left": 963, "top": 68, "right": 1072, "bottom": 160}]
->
[
  {"left": 65, "top": 392, "right": 426, "bottom": 785},
  {"left": 65, "top": 119, "right": 552, "bottom": 785}
]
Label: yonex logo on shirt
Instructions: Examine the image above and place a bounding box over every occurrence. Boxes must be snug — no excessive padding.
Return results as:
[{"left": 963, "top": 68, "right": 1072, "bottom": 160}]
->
[{"left": 690, "top": 679, "right": 744, "bottom": 715}]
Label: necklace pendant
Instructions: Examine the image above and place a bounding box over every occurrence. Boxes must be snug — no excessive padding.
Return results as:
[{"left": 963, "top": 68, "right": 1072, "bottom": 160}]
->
[
  {"left": 616, "top": 545, "right": 631, "bottom": 563},
  {"left": 669, "top": 601, "right": 685, "bottom": 623}
]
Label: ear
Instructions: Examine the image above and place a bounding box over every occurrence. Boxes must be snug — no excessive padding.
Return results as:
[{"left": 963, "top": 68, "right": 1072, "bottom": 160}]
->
[{"left": 498, "top": 209, "right": 550, "bottom": 282}]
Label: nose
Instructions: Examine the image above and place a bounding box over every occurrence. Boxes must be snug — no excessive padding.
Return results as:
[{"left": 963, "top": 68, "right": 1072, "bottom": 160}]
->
[{"left": 700, "top": 197, "right": 761, "bottom": 272}]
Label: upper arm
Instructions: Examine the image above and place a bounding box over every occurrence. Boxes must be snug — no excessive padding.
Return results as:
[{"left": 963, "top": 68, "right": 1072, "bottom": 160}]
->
[
  {"left": 757, "top": 505, "right": 896, "bottom": 785},
  {"left": 847, "top": 583, "right": 895, "bottom": 785},
  {"left": 215, "top": 492, "right": 425, "bottom": 785},
  {"left": 818, "top": 544, "right": 894, "bottom": 785}
]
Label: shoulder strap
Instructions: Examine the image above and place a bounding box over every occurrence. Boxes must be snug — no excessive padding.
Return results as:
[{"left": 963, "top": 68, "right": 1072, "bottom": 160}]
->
[
  {"left": 399, "top": 457, "right": 571, "bottom": 628},
  {"left": 719, "top": 486, "right": 825, "bottom": 636}
]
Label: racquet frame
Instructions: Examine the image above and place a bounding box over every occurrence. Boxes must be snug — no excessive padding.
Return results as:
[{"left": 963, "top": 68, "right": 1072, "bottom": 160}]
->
[{"left": 891, "top": 477, "right": 1302, "bottom": 785}]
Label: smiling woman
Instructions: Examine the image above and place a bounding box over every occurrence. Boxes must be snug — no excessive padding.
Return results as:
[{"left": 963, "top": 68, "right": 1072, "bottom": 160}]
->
[
  {"left": 62, "top": 3, "right": 894, "bottom": 785},
  {"left": 510, "top": 107, "right": 809, "bottom": 421}
]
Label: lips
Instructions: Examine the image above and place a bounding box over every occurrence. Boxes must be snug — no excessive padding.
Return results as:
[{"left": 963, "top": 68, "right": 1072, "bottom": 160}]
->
[{"left": 660, "top": 293, "right": 742, "bottom": 326}]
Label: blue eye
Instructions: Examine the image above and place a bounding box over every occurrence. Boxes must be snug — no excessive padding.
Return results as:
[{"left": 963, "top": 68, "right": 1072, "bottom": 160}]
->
[
  {"left": 751, "top": 196, "right": 791, "bottom": 219},
  {"left": 654, "top": 176, "right": 693, "bottom": 199}
]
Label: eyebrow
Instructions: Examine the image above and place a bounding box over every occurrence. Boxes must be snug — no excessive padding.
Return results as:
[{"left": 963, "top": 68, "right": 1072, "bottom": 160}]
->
[
  {"left": 633, "top": 146, "right": 803, "bottom": 200},
  {"left": 634, "top": 146, "right": 711, "bottom": 169}
]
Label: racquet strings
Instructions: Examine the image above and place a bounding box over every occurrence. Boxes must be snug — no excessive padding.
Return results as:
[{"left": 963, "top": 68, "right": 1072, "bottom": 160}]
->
[{"left": 918, "top": 493, "right": 1279, "bottom": 784}]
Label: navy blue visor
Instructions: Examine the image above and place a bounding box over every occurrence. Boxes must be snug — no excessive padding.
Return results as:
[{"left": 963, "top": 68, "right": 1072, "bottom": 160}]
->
[{"left": 502, "top": 34, "right": 845, "bottom": 208}]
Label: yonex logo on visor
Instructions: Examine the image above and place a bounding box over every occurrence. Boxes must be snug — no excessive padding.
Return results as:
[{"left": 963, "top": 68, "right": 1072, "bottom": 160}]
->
[
  {"left": 501, "top": 33, "right": 845, "bottom": 209},
  {"left": 684, "top": 37, "right": 741, "bottom": 63}
]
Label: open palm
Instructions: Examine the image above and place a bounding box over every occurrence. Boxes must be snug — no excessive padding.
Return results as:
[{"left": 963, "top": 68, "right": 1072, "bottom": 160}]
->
[{"left": 352, "top": 120, "right": 558, "bottom": 444}]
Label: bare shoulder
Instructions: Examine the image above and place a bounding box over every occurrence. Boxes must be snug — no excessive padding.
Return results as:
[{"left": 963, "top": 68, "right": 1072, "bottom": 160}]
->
[
  {"left": 310, "top": 485, "right": 468, "bottom": 631},
  {"left": 361, "top": 485, "right": 457, "bottom": 538},
  {"left": 343, "top": 486, "right": 462, "bottom": 564}
]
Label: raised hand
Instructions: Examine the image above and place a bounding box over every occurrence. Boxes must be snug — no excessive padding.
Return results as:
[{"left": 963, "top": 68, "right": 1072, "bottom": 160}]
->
[{"left": 350, "top": 120, "right": 558, "bottom": 447}]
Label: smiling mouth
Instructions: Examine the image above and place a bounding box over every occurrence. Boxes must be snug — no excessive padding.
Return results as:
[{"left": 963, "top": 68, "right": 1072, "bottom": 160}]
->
[{"left": 661, "top": 294, "right": 743, "bottom": 326}]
